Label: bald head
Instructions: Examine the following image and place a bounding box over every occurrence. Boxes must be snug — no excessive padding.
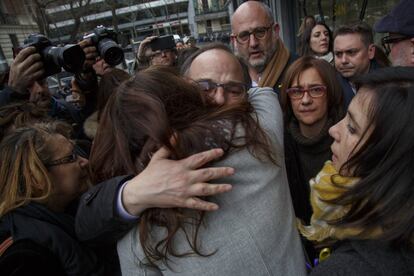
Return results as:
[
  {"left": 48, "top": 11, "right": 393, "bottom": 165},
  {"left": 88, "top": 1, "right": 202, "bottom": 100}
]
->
[
  {"left": 231, "top": 1, "right": 279, "bottom": 74},
  {"left": 231, "top": 1, "right": 274, "bottom": 27},
  {"left": 186, "top": 48, "right": 247, "bottom": 106}
]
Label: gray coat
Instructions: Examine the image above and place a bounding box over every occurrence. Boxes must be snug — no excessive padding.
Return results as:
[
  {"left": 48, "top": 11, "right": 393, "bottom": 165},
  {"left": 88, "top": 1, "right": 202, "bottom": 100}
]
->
[{"left": 117, "top": 87, "right": 306, "bottom": 276}]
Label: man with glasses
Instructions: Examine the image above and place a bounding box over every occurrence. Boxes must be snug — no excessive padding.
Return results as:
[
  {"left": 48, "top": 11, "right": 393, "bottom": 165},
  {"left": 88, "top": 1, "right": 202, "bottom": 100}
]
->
[
  {"left": 374, "top": 0, "right": 414, "bottom": 67},
  {"left": 136, "top": 35, "right": 177, "bottom": 67},
  {"left": 181, "top": 43, "right": 250, "bottom": 106},
  {"left": 231, "top": 1, "right": 296, "bottom": 92}
]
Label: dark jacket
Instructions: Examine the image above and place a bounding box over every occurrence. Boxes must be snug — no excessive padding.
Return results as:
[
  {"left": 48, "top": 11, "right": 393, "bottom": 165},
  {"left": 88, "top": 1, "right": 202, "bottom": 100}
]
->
[
  {"left": 75, "top": 175, "right": 136, "bottom": 245},
  {"left": 337, "top": 59, "right": 384, "bottom": 108},
  {"left": 0, "top": 203, "right": 104, "bottom": 276},
  {"left": 310, "top": 240, "right": 414, "bottom": 276}
]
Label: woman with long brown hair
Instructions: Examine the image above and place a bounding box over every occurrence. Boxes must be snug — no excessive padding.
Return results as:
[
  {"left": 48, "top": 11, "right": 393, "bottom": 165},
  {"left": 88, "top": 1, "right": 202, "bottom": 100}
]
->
[
  {"left": 90, "top": 66, "right": 306, "bottom": 275},
  {"left": 280, "top": 56, "right": 344, "bottom": 224}
]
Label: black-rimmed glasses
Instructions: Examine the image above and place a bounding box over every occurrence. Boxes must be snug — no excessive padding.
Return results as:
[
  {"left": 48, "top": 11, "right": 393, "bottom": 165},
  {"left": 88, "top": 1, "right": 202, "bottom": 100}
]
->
[
  {"left": 381, "top": 35, "right": 412, "bottom": 55},
  {"left": 195, "top": 80, "right": 249, "bottom": 96},
  {"left": 45, "top": 149, "right": 78, "bottom": 167},
  {"left": 232, "top": 26, "right": 273, "bottom": 44},
  {"left": 286, "top": 85, "right": 327, "bottom": 99}
]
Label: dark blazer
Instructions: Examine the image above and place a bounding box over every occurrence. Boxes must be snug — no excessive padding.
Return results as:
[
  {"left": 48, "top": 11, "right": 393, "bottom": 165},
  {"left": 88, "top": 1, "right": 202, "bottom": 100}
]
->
[
  {"left": 75, "top": 175, "right": 136, "bottom": 245},
  {"left": 310, "top": 240, "right": 414, "bottom": 276}
]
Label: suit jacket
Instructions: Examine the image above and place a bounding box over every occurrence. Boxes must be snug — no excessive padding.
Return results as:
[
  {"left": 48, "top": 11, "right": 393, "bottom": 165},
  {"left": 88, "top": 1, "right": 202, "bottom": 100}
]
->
[{"left": 75, "top": 175, "right": 136, "bottom": 245}]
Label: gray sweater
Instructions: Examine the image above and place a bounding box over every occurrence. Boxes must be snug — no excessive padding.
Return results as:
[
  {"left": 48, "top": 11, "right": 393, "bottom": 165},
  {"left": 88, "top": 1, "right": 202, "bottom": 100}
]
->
[{"left": 117, "top": 87, "right": 306, "bottom": 276}]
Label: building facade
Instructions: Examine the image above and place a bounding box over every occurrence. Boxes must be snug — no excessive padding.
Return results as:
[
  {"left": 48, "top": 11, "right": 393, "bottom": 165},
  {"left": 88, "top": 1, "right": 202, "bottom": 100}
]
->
[
  {"left": 44, "top": 0, "right": 190, "bottom": 44},
  {"left": 0, "top": 0, "right": 38, "bottom": 68}
]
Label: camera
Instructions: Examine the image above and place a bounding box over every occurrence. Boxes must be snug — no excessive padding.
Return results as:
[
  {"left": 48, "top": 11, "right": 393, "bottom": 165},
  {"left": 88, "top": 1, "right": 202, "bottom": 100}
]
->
[
  {"left": 150, "top": 35, "right": 176, "bottom": 51},
  {"left": 84, "top": 26, "right": 124, "bottom": 66},
  {"left": 21, "top": 34, "right": 85, "bottom": 78}
]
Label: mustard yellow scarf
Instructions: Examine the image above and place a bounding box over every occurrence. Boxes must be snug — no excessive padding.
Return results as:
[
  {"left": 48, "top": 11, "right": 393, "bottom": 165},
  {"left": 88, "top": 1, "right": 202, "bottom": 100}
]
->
[
  {"left": 298, "top": 161, "right": 364, "bottom": 242},
  {"left": 258, "top": 39, "right": 290, "bottom": 88}
]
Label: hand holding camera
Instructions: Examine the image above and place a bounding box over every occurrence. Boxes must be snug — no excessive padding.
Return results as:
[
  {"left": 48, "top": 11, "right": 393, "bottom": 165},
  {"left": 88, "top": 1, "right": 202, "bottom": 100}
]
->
[
  {"left": 83, "top": 26, "right": 124, "bottom": 67},
  {"left": 136, "top": 35, "right": 176, "bottom": 66},
  {"left": 136, "top": 36, "right": 157, "bottom": 62},
  {"left": 8, "top": 46, "right": 44, "bottom": 94},
  {"left": 78, "top": 39, "right": 98, "bottom": 70}
]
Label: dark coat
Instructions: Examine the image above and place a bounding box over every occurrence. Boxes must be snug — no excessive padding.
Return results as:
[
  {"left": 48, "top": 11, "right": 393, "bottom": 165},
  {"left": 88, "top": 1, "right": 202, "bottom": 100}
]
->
[
  {"left": 0, "top": 203, "right": 104, "bottom": 276},
  {"left": 75, "top": 175, "right": 136, "bottom": 245},
  {"left": 310, "top": 240, "right": 414, "bottom": 276}
]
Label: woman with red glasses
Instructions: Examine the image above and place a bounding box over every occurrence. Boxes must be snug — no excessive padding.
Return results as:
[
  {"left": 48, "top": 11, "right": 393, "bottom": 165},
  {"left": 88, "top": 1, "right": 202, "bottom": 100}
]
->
[{"left": 280, "top": 56, "right": 344, "bottom": 229}]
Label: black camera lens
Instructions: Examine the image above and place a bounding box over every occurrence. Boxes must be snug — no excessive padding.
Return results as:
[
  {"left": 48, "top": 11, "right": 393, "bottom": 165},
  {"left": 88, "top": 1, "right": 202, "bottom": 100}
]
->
[
  {"left": 98, "top": 38, "right": 124, "bottom": 66},
  {"left": 43, "top": 44, "right": 85, "bottom": 75}
]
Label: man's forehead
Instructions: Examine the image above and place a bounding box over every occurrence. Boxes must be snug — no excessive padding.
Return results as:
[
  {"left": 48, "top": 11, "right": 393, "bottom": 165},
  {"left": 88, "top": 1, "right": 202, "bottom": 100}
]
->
[
  {"left": 188, "top": 49, "right": 243, "bottom": 80},
  {"left": 232, "top": 3, "right": 271, "bottom": 32},
  {"left": 334, "top": 33, "right": 365, "bottom": 50}
]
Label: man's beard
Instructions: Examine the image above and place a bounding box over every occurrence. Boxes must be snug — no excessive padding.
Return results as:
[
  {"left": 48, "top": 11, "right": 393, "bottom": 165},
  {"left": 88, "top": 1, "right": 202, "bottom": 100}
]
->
[{"left": 235, "top": 41, "right": 277, "bottom": 74}]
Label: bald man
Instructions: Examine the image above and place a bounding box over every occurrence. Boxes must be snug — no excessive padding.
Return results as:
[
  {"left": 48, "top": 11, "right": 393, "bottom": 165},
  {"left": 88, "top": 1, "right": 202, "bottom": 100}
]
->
[
  {"left": 181, "top": 43, "right": 250, "bottom": 106},
  {"left": 231, "top": 1, "right": 296, "bottom": 92}
]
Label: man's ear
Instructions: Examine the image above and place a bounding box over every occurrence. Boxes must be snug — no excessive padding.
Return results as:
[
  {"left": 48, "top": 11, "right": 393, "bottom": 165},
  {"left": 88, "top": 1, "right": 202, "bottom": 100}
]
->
[
  {"left": 272, "top": 23, "right": 280, "bottom": 33},
  {"left": 272, "top": 23, "right": 280, "bottom": 38},
  {"left": 367, "top": 43, "right": 376, "bottom": 60},
  {"left": 230, "top": 34, "right": 237, "bottom": 48}
]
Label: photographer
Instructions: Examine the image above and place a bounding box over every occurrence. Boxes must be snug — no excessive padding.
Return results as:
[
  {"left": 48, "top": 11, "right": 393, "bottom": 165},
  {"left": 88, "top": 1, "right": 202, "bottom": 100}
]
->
[
  {"left": 0, "top": 35, "right": 97, "bottom": 141},
  {"left": 136, "top": 35, "right": 177, "bottom": 67}
]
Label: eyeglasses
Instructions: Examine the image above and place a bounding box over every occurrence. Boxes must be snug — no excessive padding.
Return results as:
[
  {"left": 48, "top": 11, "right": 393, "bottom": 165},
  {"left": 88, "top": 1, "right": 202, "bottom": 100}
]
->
[
  {"left": 232, "top": 25, "right": 273, "bottom": 44},
  {"left": 381, "top": 35, "right": 412, "bottom": 55},
  {"left": 286, "top": 85, "right": 327, "bottom": 99},
  {"left": 45, "top": 149, "right": 78, "bottom": 167},
  {"left": 195, "top": 80, "right": 248, "bottom": 97}
]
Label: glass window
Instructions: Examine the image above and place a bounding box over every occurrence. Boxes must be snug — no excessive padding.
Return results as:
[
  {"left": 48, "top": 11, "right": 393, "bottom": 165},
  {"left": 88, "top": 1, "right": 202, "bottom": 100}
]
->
[{"left": 297, "top": 0, "right": 400, "bottom": 44}]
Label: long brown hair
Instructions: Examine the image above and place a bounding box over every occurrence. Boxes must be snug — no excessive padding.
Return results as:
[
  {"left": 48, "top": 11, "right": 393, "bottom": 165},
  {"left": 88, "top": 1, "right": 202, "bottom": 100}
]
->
[
  {"left": 90, "top": 66, "right": 275, "bottom": 266},
  {"left": 0, "top": 101, "right": 50, "bottom": 141},
  {"left": 96, "top": 68, "right": 130, "bottom": 121},
  {"left": 0, "top": 121, "right": 72, "bottom": 216}
]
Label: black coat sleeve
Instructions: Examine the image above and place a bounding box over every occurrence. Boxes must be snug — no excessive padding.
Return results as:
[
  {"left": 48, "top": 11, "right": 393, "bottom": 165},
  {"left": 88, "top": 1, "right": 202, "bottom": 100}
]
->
[
  {"left": 75, "top": 175, "right": 137, "bottom": 245},
  {"left": 0, "top": 86, "right": 29, "bottom": 107}
]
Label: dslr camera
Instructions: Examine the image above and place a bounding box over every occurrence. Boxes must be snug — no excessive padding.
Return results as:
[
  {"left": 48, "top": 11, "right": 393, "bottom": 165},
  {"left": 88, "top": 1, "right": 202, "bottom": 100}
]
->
[
  {"left": 21, "top": 34, "right": 85, "bottom": 78},
  {"left": 83, "top": 26, "right": 124, "bottom": 66}
]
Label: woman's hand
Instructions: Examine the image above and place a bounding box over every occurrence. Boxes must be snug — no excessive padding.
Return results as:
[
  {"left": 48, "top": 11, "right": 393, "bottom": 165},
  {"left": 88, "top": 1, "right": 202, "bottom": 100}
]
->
[{"left": 122, "top": 147, "right": 234, "bottom": 216}]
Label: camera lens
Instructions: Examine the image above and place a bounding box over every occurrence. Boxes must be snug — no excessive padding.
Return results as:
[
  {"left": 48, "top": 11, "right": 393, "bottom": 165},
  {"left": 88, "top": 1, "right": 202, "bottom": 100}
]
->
[
  {"left": 44, "top": 44, "right": 85, "bottom": 74},
  {"left": 60, "top": 44, "right": 85, "bottom": 72},
  {"left": 98, "top": 38, "right": 124, "bottom": 66}
]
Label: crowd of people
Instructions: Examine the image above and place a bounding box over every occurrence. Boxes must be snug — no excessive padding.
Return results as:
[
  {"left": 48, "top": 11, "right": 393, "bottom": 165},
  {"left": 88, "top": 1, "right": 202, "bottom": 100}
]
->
[{"left": 0, "top": 0, "right": 413, "bottom": 275}]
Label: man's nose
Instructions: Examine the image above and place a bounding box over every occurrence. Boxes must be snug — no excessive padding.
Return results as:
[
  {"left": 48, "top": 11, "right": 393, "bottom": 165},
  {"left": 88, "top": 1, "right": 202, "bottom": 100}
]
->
[
  {"left": 249, "top": 34, "right": 259, "bottom": 48},
  {"left": 212, "top": 87, "right": 226, "bottom": 106},
  {"left": 340, "top": 54, "right": 349, "bottom": 64}
]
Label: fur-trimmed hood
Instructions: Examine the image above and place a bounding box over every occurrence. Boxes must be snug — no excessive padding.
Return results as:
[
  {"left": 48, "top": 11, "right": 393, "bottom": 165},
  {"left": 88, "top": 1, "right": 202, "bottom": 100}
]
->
[{"left": 83, "top": 111, "right": 98, "bottom": 140}]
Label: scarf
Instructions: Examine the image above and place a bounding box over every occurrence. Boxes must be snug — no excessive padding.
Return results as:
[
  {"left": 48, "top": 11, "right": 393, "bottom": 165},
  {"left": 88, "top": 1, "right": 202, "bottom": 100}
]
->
[
  {"left": 314, "top": 52, "right": 334, "bottom": 64},
  {"left": 258, "top": 39, "right": 290, "bottom": 88},
  {"left": 298, "top": 161, "right": 364, "bottom": 242}
]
